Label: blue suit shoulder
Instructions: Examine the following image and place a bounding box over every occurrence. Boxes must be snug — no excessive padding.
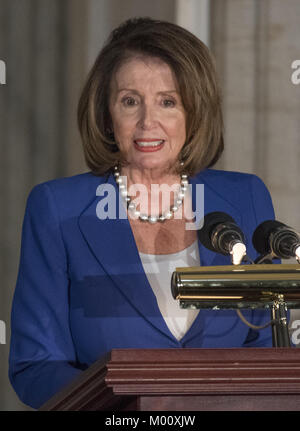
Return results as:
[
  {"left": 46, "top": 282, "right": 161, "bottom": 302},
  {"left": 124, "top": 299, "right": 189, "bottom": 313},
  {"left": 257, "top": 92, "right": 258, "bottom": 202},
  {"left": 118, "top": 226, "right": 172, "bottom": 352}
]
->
[
  {"left": 31, "top": 171, "right": 106, "bottom": 195},
  {"left": 197, "top": 168, "right": 265, "bottom": 188},
  {"left": 26, "top": 171, "right": 107, "bottom": 217},
  {"left": 197, "top": 168, "right": 273, "bottom": 215}
]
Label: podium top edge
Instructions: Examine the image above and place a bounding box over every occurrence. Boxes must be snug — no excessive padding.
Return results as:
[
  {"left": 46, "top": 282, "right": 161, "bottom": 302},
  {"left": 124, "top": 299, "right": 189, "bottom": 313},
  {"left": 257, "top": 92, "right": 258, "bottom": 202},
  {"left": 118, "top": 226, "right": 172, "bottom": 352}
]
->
[{"left": 174, "top": 263, "right": 300, "bottom": 273}]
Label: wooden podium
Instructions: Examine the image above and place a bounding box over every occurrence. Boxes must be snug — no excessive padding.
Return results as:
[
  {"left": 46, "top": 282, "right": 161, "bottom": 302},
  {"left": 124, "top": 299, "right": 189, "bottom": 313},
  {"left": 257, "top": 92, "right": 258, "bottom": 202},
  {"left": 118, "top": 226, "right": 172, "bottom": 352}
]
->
[{"left": 40, "top": 348, "right": 300, "bottom": 411}]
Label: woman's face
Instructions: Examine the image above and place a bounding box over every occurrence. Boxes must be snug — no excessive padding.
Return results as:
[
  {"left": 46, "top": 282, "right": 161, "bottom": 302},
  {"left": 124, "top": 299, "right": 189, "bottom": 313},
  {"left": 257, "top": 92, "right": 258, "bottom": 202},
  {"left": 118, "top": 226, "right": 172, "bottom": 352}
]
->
[{"left": 109, "top": 56, "right": 186, "bottom": 174}]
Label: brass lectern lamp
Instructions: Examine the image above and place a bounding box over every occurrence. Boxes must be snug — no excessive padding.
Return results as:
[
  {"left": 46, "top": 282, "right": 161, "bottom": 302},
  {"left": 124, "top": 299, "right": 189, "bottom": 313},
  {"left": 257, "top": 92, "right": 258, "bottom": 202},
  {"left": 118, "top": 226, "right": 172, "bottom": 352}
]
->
[{"left": 172, "top": 213, "right": 300, "bottom": 347}]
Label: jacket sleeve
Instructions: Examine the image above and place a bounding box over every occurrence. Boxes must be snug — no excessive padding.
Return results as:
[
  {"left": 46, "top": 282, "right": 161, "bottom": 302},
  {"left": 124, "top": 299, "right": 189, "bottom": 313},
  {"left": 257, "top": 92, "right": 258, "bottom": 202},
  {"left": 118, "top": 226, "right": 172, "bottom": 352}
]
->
[
  {"left": 242, "top": 174, "right": 278, "bottom": 347},
  {"left": 9, "top": 183, "right": 83, "bottom": 409}
]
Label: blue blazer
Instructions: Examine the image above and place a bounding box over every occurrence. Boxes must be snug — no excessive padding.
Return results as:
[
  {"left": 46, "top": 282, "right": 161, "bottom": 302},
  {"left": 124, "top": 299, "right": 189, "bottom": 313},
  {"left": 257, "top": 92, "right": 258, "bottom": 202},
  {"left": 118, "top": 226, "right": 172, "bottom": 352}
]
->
[{"left": 9, "top": 169, "right": 276, "bottom": 408}]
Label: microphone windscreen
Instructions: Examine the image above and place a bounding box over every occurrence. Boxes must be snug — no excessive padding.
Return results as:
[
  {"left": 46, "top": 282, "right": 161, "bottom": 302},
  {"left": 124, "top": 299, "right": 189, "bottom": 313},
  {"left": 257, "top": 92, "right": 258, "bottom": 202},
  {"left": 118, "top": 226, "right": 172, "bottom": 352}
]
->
[
  {"left": 197, "top": 211, "right": 235, "bottom": 251},
  {"left": 252, "top": 220, "right": 286, "bottom": 254}
]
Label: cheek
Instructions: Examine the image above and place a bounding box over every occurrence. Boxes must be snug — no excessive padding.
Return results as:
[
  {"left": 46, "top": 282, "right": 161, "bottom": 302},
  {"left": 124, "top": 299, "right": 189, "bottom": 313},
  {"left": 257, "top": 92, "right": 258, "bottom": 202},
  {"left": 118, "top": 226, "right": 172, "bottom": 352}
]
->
[
  {"left": 112, "top": 119, "right": 136, "bottom": 155},
  {"left": 112, "top": 116, "right": 134, "bottom": 140},
  {"left": 166, "top": 115, "right": 186, "bottom": 143}
]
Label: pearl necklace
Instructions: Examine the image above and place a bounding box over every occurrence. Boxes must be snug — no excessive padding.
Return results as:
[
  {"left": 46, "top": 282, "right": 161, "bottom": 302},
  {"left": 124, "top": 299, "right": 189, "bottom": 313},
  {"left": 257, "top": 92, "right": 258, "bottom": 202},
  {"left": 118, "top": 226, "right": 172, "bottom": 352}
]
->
[{"left": 113, "top": 166, "right": 188, "bottom": 223}]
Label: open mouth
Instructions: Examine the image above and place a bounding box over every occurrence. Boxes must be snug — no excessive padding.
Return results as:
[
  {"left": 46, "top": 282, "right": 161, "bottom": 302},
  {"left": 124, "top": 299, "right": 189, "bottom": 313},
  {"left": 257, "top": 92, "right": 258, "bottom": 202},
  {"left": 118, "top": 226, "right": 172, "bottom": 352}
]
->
[{"left": 134, "top": 139, "right": 165, "bottom": 152}]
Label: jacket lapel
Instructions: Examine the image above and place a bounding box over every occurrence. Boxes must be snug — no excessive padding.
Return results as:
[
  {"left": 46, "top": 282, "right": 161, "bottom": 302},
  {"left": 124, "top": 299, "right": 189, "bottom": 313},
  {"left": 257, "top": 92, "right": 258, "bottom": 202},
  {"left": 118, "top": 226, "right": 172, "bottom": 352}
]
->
[{"left": 78, "top": 173, "right": 179, "bottom": 343}]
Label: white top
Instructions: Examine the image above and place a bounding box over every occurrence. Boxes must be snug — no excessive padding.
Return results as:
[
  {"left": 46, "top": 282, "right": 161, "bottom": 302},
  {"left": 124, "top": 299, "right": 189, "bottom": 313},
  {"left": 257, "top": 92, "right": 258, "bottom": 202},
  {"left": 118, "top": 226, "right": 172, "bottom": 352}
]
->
[{"left": 139, "top": 240, "right": 200, "bottom": 341}]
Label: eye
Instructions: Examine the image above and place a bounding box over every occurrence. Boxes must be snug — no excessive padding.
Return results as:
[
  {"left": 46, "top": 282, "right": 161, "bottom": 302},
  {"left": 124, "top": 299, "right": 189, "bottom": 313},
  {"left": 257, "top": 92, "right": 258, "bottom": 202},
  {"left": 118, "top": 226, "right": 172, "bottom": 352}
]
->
[
  {"left": 162, "top": 98, "right": 176, "bottom": 107},
  {"left": 121, "top": 96, "right": 138, "bottom": 107}
]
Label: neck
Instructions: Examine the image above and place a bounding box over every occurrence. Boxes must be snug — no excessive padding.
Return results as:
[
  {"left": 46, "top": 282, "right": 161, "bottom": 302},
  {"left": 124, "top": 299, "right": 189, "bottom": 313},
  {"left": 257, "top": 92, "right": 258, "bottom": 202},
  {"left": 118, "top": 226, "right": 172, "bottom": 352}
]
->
[
  {"left": 120, "top": 166, "right": 181, "bottom": 190},
  {"left": 114, "top": 165, "right": 189, "bottom": 222}
]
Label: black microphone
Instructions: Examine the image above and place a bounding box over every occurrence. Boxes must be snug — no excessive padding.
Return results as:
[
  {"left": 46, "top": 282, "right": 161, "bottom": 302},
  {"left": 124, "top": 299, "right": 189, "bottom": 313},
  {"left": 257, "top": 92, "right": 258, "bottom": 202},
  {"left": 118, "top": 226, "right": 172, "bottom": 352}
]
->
[
  {"left": 198, "top": 212, "right": 247, "bottom": 265},
  {"left": 252, "top": 220, "right": 300, "bottom": 262}
]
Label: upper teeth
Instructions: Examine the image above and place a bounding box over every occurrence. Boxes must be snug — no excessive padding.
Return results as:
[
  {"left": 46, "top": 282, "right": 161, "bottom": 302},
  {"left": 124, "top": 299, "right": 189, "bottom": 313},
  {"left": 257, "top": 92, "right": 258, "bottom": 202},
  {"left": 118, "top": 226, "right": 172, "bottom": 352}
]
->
[{"left": 135, "top": 140, "right": 164, "bottom": 147}]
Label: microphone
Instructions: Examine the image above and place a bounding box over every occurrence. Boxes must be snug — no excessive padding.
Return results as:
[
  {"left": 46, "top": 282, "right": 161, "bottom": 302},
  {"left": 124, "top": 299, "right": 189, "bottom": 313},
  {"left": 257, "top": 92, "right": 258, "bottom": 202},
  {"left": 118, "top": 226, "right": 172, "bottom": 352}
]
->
[
  {"left": 198, "top": 212, "right": 247, "bottom": 265},
  {"left": 252, "top": 220, "right": 300, "bottom": 263}
]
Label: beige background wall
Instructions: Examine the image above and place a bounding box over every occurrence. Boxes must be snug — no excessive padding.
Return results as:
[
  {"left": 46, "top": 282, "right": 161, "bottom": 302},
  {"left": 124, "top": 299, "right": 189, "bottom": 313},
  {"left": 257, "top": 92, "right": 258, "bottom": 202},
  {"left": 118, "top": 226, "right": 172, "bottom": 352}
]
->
[{"left": 0, "top": 0, "right": 299, "bottom": 410}]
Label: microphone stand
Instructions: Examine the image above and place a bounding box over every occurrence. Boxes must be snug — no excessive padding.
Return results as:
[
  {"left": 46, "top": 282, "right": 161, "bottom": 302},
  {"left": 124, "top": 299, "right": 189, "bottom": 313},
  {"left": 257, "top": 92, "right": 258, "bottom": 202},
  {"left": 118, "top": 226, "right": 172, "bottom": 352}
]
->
[
  {"left": 271, "top": 295, "right": 290, "bottom": 347},
  {"left": 255, "top": 252, "right": 291, "bottom": 347}
]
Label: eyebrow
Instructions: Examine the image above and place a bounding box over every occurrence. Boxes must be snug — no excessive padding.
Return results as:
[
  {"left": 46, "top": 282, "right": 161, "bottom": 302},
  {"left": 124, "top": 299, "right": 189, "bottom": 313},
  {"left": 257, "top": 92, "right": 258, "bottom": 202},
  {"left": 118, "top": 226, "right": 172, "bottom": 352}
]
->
[{"left": 116, "top": 88, "right": 179, "bottom": 95}]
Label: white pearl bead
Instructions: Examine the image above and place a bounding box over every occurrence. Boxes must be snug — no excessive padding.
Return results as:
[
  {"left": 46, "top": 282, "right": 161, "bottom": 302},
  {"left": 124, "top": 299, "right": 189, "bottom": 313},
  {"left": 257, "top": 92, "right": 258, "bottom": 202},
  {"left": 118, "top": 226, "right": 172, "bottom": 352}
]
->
[
  {"left": 128, "top": 202, "right": 136, "bottom": 210},
  {"left": 164, "top": 211, "right": 173, "bottom": 219},
  {"left": 140, "top": 214, "right": 148, "bottom": 221},
  {"left": 149, "top": 216, "right": 158, "bottom": 223}
]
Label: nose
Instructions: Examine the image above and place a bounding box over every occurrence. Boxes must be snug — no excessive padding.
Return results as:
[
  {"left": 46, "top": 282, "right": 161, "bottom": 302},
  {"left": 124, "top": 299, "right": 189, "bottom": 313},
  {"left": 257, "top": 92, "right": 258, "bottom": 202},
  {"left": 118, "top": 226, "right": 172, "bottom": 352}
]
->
[{"left": 137, "top": 102, "right": 157, "bottom": 130}]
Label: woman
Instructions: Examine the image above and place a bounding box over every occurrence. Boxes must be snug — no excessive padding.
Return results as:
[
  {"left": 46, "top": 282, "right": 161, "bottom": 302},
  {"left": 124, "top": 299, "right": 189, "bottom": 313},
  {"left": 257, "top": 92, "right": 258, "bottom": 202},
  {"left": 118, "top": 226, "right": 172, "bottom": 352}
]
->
[{"left": 9, "top": 17, "right": 275, "bottom": 409}]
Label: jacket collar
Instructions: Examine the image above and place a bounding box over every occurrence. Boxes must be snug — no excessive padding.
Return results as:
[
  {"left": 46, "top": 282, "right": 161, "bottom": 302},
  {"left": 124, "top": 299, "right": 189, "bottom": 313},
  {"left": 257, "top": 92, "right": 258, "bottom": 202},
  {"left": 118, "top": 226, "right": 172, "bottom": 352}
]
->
[{"left": 78, "top": 171, "right": 243, "bottom": 344}]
